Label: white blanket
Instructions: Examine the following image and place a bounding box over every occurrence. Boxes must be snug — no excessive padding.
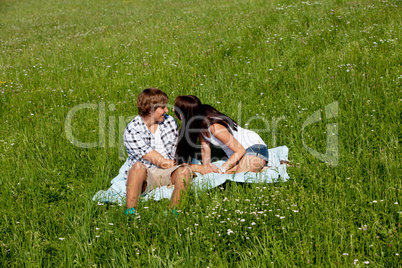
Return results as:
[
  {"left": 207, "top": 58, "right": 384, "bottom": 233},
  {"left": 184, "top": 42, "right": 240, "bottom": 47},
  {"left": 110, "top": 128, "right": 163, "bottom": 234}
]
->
[{"left": 92, "top": 146, "right": 290, "bottom": 204}]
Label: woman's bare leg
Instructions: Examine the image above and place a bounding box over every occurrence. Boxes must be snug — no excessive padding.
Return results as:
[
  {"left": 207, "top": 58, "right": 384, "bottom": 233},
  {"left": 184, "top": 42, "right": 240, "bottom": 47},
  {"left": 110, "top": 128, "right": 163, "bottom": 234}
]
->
[{"left": 233, "top": 155, "right": 267, "bottom": 173}]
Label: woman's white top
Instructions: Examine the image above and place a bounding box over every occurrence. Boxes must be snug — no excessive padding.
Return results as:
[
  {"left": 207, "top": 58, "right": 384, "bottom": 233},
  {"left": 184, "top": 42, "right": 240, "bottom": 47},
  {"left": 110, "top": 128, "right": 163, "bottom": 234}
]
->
[
  {"left": 152, "top": 125, "right": 169, "bottom": 159},
  {"left": 201, "top": 123, "right": 266, "bottom": 158}
]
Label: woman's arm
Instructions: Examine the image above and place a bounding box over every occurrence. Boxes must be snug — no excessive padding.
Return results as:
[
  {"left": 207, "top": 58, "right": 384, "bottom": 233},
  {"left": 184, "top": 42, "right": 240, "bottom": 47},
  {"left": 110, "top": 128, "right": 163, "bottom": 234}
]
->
[
  {"left": 209, "top": 123, "right": 246, "bottom": 173},
  {"left": 188, "top": 136, "right": 218, "bottom": 174},
  {"left": 199, "top": 133, "right": 219, "bottom": 173},
  {"left": 200, "top": 133, "right": 212, "bottom": 165}
]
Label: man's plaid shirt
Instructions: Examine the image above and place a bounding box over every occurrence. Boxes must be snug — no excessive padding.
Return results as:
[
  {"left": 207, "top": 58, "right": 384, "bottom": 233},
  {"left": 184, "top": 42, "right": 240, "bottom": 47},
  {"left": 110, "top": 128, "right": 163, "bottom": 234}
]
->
[{"left": 124, "top": 114, "right": 178, "bottom": 168}]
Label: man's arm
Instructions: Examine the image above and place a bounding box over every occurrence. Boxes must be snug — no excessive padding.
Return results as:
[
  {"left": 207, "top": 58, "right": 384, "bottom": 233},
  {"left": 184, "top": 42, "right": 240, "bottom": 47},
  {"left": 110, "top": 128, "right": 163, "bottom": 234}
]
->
[{"left": 142, "top": 150, "right": 176, "bottom": 169}]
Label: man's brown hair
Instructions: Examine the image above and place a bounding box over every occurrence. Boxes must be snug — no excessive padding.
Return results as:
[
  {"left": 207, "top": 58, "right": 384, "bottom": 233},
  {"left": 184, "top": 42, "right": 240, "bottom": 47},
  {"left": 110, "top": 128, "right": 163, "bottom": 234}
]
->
[{"left": 137, "top": 88, "right": 168, "bottom": 117}]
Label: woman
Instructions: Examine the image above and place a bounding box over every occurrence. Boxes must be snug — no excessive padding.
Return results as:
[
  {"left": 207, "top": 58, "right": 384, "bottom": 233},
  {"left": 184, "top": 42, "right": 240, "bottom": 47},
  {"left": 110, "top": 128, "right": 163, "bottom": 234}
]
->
[{"left": 174, "top": 95, "right": 269, "bottom": 174}]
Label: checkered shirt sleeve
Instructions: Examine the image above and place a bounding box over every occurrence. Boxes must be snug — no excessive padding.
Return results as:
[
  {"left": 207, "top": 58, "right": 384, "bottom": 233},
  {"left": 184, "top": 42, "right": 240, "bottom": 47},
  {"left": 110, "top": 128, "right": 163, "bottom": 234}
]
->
[{"left": 123, "top": 115, "right": 178, "bottom": 168}]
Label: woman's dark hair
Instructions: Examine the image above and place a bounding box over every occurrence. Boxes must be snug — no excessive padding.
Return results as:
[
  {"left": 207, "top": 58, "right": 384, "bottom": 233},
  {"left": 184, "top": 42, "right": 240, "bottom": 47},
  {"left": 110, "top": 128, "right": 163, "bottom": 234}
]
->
[
  {"left": 199, "top": 104, "right": 238, "bottom": 132},
  {"left": 174, "top": 95, "right": 202, "bottom": 164},
  {"left": 174, "top": 95, "right": 238, "bottom": 164}
]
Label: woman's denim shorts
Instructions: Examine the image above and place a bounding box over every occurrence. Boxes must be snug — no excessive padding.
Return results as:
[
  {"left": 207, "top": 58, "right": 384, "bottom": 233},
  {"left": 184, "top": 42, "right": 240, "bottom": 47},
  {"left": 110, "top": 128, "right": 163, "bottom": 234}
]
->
[{"left": 244, "top": 144, "right": 269, "bottom": 162}]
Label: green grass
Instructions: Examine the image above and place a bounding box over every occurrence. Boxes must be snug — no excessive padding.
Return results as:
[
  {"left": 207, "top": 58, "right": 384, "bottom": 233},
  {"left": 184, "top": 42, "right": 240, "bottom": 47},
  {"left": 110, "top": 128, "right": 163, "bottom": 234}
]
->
[{"left": 0, "top": 0, "right": 401, "bottom": 266}]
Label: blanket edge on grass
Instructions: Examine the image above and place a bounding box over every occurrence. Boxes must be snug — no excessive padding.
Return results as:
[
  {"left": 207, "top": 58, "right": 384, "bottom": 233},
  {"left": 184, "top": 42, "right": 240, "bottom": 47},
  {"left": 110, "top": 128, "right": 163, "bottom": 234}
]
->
[{"left": 92, "top": 146, "right": 290, "bottom": 204}]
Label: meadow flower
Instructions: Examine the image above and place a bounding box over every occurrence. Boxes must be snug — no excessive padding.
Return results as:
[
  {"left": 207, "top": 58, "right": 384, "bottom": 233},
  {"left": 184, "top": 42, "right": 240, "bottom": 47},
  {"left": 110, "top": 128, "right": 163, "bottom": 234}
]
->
[
  {"left": 59, "top": 238, "right": 65, "bottom": 240},
  {"left": 343, "top": 253, "right": 349, "bottom": 256},
  {"left": 363, "top": 261, "right": 369, "bottom": 264},
  {"left": 227, "top": 229, "right": 234, "bottom": 235}
]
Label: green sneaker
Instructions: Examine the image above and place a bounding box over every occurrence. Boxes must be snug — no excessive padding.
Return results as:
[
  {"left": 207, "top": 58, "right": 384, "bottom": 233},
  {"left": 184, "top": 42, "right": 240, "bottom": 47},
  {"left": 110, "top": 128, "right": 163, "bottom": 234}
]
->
[
  {"left": 124, "top": 208, "right": 136, "bottom": 215},
  {"left": 162, "top": 209, "right": 179, "bottom": 218},
  {"left": 172, "top": 209, "right": 179, "bottom": 218}
]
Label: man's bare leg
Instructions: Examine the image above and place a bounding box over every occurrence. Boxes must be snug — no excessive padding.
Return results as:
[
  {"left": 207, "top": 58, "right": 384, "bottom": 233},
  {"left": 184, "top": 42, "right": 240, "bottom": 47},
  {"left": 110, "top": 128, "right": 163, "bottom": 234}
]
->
[
  {"left": 126, "top": 162, "right": 147, "bottom": 209},
  {"left": 169, "top": 165, "right": 193, "bottom": 208}
]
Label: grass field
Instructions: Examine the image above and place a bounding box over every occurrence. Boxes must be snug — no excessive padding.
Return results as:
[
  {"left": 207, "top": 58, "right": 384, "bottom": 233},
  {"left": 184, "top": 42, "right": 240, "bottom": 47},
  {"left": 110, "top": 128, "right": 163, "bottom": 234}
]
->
[{"left": 0, "top": 0, "right": 401, "bottom": 266}]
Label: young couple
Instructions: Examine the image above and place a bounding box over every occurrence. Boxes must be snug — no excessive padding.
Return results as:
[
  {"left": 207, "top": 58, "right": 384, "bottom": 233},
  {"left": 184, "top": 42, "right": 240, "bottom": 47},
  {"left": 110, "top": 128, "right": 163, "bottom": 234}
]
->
[{"left": 123, "top": 88, "right": 269, "bottom": 215}]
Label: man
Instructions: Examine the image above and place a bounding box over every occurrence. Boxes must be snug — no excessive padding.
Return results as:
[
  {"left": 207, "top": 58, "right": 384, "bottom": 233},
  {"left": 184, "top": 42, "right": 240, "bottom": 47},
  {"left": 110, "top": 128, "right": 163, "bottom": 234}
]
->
[{"left": 123, "top": 88, "right": 192, "bottom": 215}]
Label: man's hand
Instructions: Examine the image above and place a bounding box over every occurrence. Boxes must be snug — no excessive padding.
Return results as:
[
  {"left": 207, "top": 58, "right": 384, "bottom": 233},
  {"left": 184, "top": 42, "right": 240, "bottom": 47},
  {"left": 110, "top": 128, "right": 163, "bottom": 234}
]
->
[{"left": 160, "top": 159, "right": 176, "bottom": 169}]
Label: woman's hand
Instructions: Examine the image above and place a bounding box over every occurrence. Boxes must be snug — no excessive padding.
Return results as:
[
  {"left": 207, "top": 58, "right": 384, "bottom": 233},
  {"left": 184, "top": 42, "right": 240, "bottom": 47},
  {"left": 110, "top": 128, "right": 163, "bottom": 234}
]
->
[
  {"left": 190, "top": 163, "right": 218, "bottom": 175},
  {"left": 199, "top": 163, "right": 219, "bottom": 174}
]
